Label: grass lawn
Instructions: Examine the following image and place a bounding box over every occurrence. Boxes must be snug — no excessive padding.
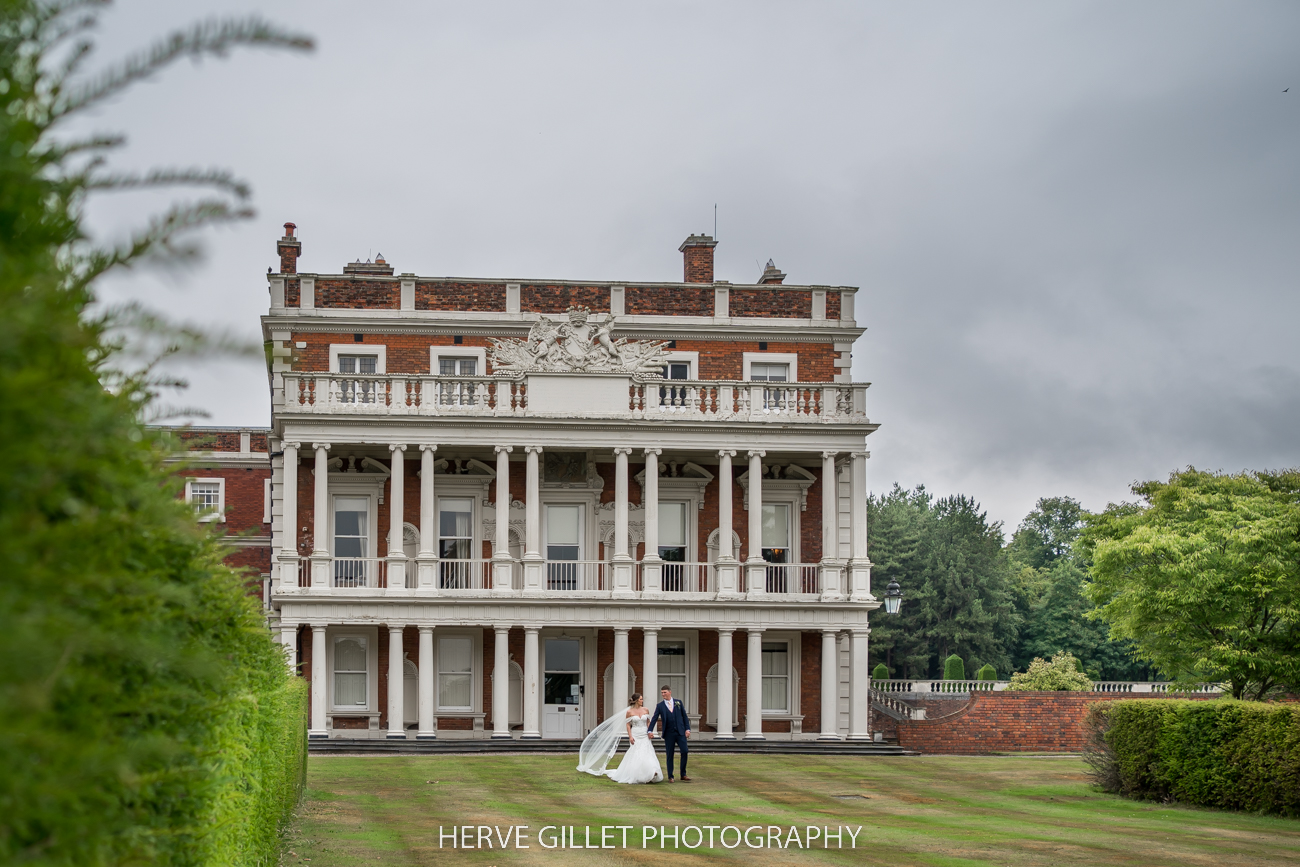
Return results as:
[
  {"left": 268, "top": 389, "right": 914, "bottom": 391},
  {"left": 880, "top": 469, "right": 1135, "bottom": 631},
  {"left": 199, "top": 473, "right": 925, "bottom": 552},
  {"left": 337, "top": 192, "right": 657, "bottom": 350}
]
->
[{"left": 284, "top": 754, "right": 1300, "bottom": 866}]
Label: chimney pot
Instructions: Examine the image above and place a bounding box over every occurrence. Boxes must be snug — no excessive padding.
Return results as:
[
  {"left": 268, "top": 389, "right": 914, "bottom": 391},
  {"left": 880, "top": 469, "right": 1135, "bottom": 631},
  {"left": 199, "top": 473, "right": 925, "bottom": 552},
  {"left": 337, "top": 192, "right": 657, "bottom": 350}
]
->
[
  {"left": 679, "top": 234, "right": 718, "bottom": 284},
  {"left": 758, "top": 259, "right": 786, "bottom": 285},
  {"left": 276, "top": 222, "right": 301, "bottom": 275},
  {"left": 283, "top": 222, "right": 297, "bottom": 238}
]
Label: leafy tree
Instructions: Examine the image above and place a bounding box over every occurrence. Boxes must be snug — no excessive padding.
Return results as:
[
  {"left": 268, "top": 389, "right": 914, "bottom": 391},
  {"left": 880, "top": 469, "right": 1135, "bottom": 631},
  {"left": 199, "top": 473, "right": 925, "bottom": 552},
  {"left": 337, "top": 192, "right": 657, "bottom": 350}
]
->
[
  {"left": 0, "top": 2, "right": 310, "bottom": 863},
  {"left": 1008, "top": 497, "right": 1152, "bottom": 681},
  {"left": 1081, "top": 469, "right": 1300, "bottom": 700},
  {"left": 868, "top": 485, "right": 1019, "bottom": 678},
  {"left": 1005, "top": 651, "right": 1093, "bottom": 691}
]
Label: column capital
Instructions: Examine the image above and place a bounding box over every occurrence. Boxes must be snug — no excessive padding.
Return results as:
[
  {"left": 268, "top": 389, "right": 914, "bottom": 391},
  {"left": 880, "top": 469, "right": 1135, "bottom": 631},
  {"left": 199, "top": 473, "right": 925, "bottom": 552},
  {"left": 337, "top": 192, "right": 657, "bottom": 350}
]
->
[
  {"left": 821, "top": 450, "right": 838, "bottom": 459},
  {"left": 524, "top": 445, "right": 544, "bottom": 455},
  {"left": 494, "top": 624, "right": 512, "bottom": 635},
  {"left": 642, "top": 626, "right": 661, "bottom": 635},
  {"left": 495, "top": 445, "right": 514, "bottom": 455},
  {"left": 613, "top": 626, "right": 630, "bottom": 635},
  {"left": 388, "top": 624, "right": 405, "bottom": 633},
  {"left": 283, "top": 440, "right": 301, "bottom": 451},
  {"left": 850, "top": 627, "right": 871, "bottom": 636},
  {"left": 418, "top": 625, "right": 434, "bottom": 635},
  {"left": 420, "top": 443, "right": 438, "bottom": 454},
  {"left": 717, "top": 449, "right": 736, "bottom": 458},
  {"left": 717, "top": 627, "right": 735, "bottom": 637},
  {"left": 389, "top": 443, "right": 407, "bottom": 454},
  {"left": 643, "top": 448, "right": 662, "bottom": 457},
  {"left": 747, "top": 449, "right": 766, "bottom": 459},
  {"left": 523, "top": 625, "right": 541, "bottom": 635},
  {"left": 746, "top": 626, "right": 765, "bottom": 635},
  {"left": 851, "top": 451, "right": 871, "bottom": 459},
  {"left": 612, "top": 447, "right": 633, "bottom": 456},
  {"left": 821, "top": 627, "right": 839, "bottom": 636},
  {"left": 311, "top": 624, "right": 328, "bottom": 633},
  {"left": 312, "top": 442, "right": 331, "bottom": 451}
]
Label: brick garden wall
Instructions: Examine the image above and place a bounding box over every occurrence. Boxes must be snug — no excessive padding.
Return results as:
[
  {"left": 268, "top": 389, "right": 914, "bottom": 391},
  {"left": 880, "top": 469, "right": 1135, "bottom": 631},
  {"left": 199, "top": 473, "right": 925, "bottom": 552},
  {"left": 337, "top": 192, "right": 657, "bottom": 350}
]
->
[{"left": 894, "top": 691, "right": 1215, "bottom": 754}]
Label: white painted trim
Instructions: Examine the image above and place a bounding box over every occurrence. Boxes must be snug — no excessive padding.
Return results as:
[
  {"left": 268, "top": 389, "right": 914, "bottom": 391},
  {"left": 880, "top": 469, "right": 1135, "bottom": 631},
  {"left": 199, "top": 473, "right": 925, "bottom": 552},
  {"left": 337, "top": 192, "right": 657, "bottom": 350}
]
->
[
  {"left": 742, "top": 351, "right": 799, "bottom": 382},
  {"left": 430, "top": 346, "right": 487, "bottom": 376},
  {"left": 329, "top": 344, "right": 387, "bottom": 374},
  {"left": 300, "top": 276, "right": 315, "bottom": 310},
  {"left": 186, "top": 477, "right": 225, "bottom": 523},
  {"left": 263, "top": 477, "right": 272, "bottom": 524}
]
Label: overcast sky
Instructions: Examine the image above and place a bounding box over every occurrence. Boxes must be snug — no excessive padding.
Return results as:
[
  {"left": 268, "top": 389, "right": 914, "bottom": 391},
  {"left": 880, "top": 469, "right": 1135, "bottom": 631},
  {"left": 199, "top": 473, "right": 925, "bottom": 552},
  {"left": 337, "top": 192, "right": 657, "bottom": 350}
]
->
[{"left": 78, "top": 1, "right": 1300, "bottom": 531}]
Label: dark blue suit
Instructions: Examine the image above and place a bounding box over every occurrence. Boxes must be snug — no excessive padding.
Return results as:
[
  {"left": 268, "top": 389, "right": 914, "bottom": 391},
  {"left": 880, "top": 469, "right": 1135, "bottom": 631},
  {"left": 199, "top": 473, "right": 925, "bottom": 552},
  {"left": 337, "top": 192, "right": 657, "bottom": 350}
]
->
[{"left": 648, "top": 698, "right": 690, "bottom": 779}]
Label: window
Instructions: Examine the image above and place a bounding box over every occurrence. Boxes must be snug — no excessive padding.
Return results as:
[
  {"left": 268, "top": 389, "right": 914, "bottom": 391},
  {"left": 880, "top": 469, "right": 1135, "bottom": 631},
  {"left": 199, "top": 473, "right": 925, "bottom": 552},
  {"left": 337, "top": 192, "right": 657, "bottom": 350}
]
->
[
  {"left": 436, "top": 356, "right": 479, "bottom": 406},
  {"left": 438, "top": 636, "right": 473, "bottom": 710},
  {"left": 338, "top": 354, "right": 378, "bottom": 404},
  {"left": 659, "top": 502, "right": 688, "bottom": 591},
  {"left": 439, "top": 357, "right": 477, "bottom": 376},
  {"left": 187, "top": 478, "right": 223, "bottom": 522},
  {"left": 762, "top": 503, "right": 792, "bottom": 592},
  {"left": 438, "top": 497, "right": 474, "bottom": 589},
  {"left": 333, "top": 636, "right": 368, "bottom": 708},
  {"left": 658, "top": 641, "right": 687, "bottom": 702},
  {"left": 545, "top": 504, "right": 581, "bottom": 590},
  {"left": 333, "top": 496, "right": 370, "bottom": 586},
  {"left": 761, "top": 642, "right": 789, "bottom": 712},
  {"left": 749, "top": 362, "right": 789, "bottom": 382}
]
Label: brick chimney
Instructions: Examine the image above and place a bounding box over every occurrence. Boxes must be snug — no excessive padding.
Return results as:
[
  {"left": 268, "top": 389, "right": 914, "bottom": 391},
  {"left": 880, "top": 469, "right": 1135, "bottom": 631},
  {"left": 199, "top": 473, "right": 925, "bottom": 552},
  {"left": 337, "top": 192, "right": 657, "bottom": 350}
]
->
[
  {"left": 277, "top": 222, "right": 301, "bottom": 274},
  {"left": 758, "top": 259, "right": 786, "bottom": 284},
  {"left": 679, "top": 234, "right": 718, "bottom": 283}
]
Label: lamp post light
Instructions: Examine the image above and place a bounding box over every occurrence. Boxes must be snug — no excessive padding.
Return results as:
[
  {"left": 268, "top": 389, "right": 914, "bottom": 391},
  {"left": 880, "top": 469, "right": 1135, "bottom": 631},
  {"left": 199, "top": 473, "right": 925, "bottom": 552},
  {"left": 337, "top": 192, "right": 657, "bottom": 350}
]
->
[{"left": 884, "top": 578, "right": 903, "bottom": 615}]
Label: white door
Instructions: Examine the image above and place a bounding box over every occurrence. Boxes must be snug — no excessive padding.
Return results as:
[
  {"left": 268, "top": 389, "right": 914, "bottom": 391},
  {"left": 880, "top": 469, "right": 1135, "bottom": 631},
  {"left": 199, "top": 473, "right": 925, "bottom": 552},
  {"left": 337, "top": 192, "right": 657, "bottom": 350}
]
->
[{"left": 542, "top": 638, "right": 583, "bottom": 739}]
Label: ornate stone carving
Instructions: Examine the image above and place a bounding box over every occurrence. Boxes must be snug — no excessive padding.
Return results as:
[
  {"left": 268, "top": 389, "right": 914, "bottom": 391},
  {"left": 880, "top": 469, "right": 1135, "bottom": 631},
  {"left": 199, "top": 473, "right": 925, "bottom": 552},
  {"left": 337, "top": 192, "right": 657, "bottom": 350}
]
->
[{"left": 488, "top": 306, "right": 667, "bottom": 374}]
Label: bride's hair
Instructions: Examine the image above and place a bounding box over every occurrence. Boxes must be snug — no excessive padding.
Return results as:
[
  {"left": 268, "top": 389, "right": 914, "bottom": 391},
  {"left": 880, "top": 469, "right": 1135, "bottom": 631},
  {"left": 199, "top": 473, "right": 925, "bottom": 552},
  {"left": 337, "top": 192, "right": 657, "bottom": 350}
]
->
[{"left": 628, "top": 692, "right": 642, "bottom": 706}]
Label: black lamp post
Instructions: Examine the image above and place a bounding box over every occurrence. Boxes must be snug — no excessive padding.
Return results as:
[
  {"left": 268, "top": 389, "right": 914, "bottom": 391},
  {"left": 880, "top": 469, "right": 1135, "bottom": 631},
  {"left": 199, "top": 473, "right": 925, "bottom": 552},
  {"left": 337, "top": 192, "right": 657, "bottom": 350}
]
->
[{"left": 884, "top": 578, "right": 903, "bottom": 615}]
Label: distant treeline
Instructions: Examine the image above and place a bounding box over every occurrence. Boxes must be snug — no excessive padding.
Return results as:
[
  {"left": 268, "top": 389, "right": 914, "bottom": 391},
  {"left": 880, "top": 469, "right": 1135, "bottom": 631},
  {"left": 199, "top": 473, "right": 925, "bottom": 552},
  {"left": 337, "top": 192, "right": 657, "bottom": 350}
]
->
[{"left": 868, "top": 488, "right": 1153, "bottom": 682}]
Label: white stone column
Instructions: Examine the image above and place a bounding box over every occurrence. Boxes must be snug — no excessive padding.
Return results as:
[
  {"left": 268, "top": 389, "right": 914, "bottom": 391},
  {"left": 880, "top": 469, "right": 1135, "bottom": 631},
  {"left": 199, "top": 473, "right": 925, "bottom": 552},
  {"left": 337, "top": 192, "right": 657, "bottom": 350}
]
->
[
  {"left": 387, "top": 626, "right": 405, "bottom": 738},
  {"left": 715, "top": 450, "right": 739, "bottom": 597},
  {"left": 417, "top": 626, "right": 435, "bottom": 739},
  {"left": 492, "top": 626, "right": 511, "bottom": 738},
  {"left": 310, "top": 443, "right": 331, "bottom": 587},
  {"left": 279, "top": 441, "right": 300, "bottom": 592},
  {"left": 612, "top": 448, "right": 634, "bottom": 596},
  {"left": 848, "top": 628, "right": 870, "bottom": 740},
  {"left": 642, "top": 628, "right": 659, "bottom": 709},
  {"left": 387, "top": 444, "right": 407, "bottom": 592},
  {"left": 417, "top": 445, "right": 437, "bottom": 589},
  {"left": 492, "top": 446, "right": 513, "bottom": 593},
  {"left": 745, "top": 628, "right": 765, "bottom": 739},
  {"left": 280, "top": 623, "right": 297, "bottom": 672},
  {"left": 641, "top": 449, "right": 662, "bottom": 594},
  {"left": 522, "top": 446, "right": 544, "bottom": 592},
  {"left": 715, "top": 628, "right": 735, "bottom": 739},
  {"left": 745, "top": 450, "right": 767, "bottom": 599},
  {"left": 522, "top": 627, "right": 541, "bottom": 739},
  {"left": 849, "top": 451, "right": 871, "bottom": 601},
  {"left": 818, "top": 629, "right": 841, "bottom": 739},
  {"left": 309, "top": 625, "right": 328, "bottom": 738},
  {"left": 820, "top": 450, "right": 844, "bottom": 600},
  {"left": 613, "top": 627, "right": 630, "bottom": 712}
]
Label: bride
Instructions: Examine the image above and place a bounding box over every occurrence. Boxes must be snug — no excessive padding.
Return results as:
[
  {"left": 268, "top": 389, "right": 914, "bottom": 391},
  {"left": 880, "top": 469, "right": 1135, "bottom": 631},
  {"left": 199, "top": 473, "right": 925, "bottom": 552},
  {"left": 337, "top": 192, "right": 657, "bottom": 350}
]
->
[{"left": 576, "top": 693, "right": 663, "bottom": 784}]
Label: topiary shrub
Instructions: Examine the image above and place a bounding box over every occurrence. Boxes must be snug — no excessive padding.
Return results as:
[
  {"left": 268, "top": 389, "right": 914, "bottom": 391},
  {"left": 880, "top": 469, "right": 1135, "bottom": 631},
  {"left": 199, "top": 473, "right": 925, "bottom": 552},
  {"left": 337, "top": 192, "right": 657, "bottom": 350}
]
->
[
  {"left": 872, "top": 663, "right": 890, "bottom": 681},
  {"left": 943, "top": 654, "right": 966, "bottom": 680},
  {"left": 976, "top": 664, "right": 998, "bottom": 681},
  {"left": 1006, "top": 651, "right": 1093, "bottom": 691},
  {"left": 1083, "top": 700, "right": 1300, "bottom": 816}
]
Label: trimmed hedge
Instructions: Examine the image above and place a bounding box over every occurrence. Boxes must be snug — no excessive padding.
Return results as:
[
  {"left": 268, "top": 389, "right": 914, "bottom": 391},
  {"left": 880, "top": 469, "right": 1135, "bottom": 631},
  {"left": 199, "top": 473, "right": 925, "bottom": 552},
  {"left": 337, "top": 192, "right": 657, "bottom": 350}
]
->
[
  {"left": 1083, "top": 700, "right": 1300, "bottom": 815},
  {"left": 976, "top": 664, "right": 998, "bottom": 681},
  {"left": 872, "top": 663, "right": 890, "bottom": 680},
  {"left": 943, "top": 655, "right": 966, "bottom": 680}
]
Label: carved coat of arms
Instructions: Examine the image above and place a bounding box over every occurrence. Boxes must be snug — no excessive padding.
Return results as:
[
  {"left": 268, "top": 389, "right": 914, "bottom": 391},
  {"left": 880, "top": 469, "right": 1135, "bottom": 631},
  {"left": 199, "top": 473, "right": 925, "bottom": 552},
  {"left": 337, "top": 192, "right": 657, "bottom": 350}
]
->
[{"left": 489, "top": 306, "right": 667, "bottom": 374}]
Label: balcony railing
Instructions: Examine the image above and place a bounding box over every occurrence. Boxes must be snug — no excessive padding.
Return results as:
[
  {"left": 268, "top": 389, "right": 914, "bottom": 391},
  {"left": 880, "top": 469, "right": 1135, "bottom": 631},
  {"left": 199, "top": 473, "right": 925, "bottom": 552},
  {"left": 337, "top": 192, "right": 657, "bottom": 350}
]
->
[
  {"left": 284, "top": 556, "right": 843, "bottom": 601},
  {"left": 870, "top": 679, "right": 1225, "bottom": 695},
  {"left": 280, "top": 373, "right": 869, "bottom": 423}
]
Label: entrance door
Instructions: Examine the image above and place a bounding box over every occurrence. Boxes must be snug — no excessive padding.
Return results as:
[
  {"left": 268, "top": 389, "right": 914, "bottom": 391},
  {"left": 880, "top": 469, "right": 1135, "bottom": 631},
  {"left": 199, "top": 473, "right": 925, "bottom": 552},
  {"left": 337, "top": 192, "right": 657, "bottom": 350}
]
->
[{"left": 542, "top": 638, "right": 582, "bottom": 739}]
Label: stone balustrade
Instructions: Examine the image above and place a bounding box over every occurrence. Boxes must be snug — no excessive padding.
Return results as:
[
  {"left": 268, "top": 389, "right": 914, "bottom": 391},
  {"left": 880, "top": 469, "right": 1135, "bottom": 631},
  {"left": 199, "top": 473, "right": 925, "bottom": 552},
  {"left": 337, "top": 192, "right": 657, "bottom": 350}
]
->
[{"left": 870, "top": 679, "right": 1224, "bottom": 696}]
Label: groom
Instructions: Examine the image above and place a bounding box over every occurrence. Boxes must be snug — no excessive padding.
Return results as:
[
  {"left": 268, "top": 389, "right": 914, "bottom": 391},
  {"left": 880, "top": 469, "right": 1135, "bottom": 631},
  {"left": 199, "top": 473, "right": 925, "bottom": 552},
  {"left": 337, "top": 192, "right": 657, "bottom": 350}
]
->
[{"left": 647, "top": 685, "right": 691, "bottom": 782}]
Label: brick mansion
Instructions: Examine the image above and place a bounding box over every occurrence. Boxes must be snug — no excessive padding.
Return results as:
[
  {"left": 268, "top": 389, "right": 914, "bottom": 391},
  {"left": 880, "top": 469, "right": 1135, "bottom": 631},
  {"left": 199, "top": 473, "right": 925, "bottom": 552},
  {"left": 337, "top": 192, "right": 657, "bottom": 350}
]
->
[{"left": 178, "top": 223, "right": 884, "bottom": 743}]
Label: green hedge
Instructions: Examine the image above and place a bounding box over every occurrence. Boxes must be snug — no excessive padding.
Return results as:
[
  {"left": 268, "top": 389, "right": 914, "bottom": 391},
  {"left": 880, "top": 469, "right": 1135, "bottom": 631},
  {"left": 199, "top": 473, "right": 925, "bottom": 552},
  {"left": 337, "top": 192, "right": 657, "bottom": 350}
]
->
[
  {"left": 943, "top": 655, "right": 966, "bottom": 680},
  {"left": 1083, "top": 700, "right": 1300, "bottom": 815}
]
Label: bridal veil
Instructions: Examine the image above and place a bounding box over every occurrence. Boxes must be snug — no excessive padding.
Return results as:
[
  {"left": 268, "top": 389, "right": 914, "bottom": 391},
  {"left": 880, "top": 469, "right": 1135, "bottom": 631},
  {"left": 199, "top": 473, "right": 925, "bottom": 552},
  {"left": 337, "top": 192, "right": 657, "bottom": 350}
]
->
[{"left": 576, "top": 713, "right": 625, "bottom": 776}]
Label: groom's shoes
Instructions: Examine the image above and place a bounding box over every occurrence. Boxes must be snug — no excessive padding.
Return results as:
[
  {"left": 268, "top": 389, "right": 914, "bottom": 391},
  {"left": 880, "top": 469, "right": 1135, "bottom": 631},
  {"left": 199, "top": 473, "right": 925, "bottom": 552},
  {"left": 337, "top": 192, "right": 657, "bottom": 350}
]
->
[
  {"left": 680, "top": 776, "right": 692, "bottom": 782},
  {"left": 667, "top": 777, "right": 675, "bottom": 783}
]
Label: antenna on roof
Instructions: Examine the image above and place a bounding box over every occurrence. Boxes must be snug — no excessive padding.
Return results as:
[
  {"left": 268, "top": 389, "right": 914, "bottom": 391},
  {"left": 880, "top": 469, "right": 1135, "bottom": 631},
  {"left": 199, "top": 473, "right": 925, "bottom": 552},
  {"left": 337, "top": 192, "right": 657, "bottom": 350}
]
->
[{"left": 714, "top": 203, "right": 717, "bottom": 239}]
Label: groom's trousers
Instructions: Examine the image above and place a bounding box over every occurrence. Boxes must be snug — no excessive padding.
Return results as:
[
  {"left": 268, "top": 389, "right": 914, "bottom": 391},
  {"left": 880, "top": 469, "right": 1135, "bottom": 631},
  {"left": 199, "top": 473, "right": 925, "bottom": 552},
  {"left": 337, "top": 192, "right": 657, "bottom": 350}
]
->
[{"left": 663, "top": 731, "right": 688, "bottom": 779}]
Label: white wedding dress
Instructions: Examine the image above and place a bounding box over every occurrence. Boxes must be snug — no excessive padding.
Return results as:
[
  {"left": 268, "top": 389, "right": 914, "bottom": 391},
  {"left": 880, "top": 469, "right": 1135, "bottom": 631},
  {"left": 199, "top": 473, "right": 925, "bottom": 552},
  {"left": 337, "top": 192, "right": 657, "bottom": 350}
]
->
[{"left": 600, "top": 714, "right": 663, "bottom": 784}]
